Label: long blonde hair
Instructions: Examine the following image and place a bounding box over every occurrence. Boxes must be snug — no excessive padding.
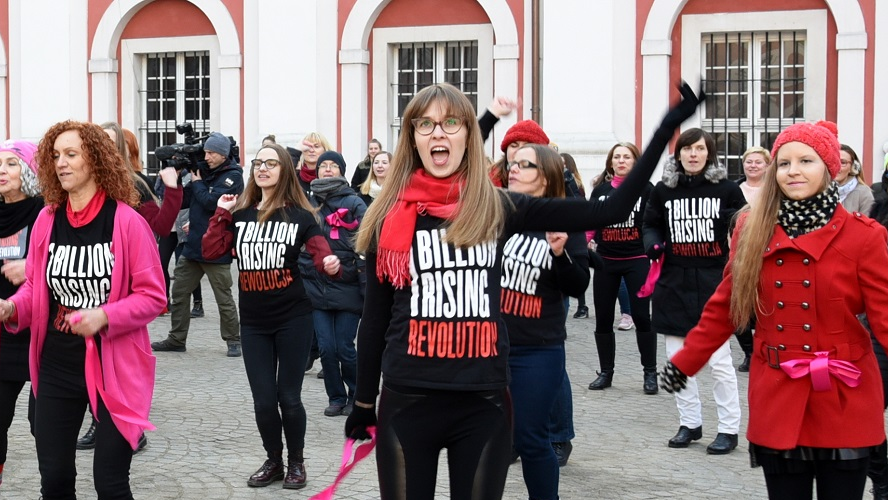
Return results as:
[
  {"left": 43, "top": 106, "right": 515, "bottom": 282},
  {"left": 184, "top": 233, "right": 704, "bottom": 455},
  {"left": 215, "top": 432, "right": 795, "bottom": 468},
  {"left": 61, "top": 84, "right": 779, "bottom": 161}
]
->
[
  {"left": 236, "top": 144, "right": 314, "bottom": 224},
  {"left": 355, "top": 83, "right": 506, "bottom": 252},
  {"left": 730, "top": 155, "right": 831, "bottom": 328},
  {"left": 360, "top": 151, "right": 391, "bottom": 196},
  {"left": 296, "top": 132, "right": 332, "bottom": 170}
]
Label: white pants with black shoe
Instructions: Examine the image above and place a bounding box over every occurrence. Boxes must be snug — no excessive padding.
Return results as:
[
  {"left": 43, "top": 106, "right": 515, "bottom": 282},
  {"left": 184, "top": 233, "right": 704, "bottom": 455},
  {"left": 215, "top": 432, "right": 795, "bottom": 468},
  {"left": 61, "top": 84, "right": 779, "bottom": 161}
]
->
[{"left": 664, "top": 335, "right": 741, "bottom": 434}]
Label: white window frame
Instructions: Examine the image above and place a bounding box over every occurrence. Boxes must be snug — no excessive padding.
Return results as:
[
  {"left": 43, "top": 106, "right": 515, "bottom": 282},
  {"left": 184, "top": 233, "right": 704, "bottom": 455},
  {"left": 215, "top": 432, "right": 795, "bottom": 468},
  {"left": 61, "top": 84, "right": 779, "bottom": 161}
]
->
[
  {"left": 372, "top": 25, "right": 493, "bottom": 150},
  {"left": 120, "top": 36, "right": 221, "bottom": 166},
  {"left": 680, "top": 10, "right": 827, "bottom": 130}
]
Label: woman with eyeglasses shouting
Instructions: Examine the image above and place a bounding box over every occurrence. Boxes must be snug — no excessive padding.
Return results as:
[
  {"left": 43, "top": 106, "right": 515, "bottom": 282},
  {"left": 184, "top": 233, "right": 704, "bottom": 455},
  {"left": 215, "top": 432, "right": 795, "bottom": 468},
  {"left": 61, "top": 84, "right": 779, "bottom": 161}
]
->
[
  {"left": 202, "top": 143, "right": 341, "bottom": 490},
  {"left": 343, "top": 81, "right": 705, "bottom": 500}
]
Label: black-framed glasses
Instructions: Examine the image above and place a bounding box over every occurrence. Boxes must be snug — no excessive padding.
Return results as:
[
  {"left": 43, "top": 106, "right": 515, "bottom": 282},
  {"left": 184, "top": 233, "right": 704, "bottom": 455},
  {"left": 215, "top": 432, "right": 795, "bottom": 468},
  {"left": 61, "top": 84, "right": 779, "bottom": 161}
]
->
[
  {"left": 251, "top": 159, "right": 281, "bottom": 170},
  {"left": 411, "top": 117, "right": 464, "bottom": 136},
  {"left": 508, "top": 160, "right": 539, "bottom": 170}
]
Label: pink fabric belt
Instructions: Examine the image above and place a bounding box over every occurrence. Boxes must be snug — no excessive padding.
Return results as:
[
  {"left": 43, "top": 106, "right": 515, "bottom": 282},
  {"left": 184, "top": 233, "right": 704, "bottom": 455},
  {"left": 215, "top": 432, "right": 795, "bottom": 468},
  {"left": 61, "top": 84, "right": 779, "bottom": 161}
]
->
[
  {"left": 780, "top": 351, "right": 862, "bottom": 392},
  {"left": 325, "top": 208, "right": 359, "bottom": 240}
]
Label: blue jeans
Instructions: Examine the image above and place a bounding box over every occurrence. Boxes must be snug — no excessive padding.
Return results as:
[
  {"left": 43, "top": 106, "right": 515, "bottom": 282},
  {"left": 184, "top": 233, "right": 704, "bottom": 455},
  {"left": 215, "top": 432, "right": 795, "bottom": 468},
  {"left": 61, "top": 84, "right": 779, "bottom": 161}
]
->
[
  {"left": 312, "top": 309, "right": 359, "bottom": 406},
  {"left": 510, "top": 344, "right": 565, "bottom": 500},
  {"left": 618, "top": 277, "right": 631, "bottom": 315},
  {"left": 548, "top": 369, "right": 575, "bottom": 442},
  {"left": 241, "top": 314, "right": 313, "bottom": 459}
]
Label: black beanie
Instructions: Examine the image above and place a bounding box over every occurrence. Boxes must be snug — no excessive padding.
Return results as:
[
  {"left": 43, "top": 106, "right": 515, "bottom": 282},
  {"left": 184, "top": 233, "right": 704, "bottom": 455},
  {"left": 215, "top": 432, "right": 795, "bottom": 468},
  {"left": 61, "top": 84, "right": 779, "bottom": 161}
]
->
[{"left": 316, "top": 151, "right": 347, "bottom": 177}]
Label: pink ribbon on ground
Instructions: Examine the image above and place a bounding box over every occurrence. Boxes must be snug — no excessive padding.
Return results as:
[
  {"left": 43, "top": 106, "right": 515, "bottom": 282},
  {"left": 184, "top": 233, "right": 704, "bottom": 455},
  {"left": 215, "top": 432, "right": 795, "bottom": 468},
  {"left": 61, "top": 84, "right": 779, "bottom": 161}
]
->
[
  {"left": 637, "top": 255, "right": 663, "bottom": 298},
  {"left": 779, "top": 351, "right": 862, "bottom": 392},
  {"left": 309, "top": 427, "right": 377, "bottom": 500},
  {"left": 325, "top": 208, "right": 359, "bottom": 240}
]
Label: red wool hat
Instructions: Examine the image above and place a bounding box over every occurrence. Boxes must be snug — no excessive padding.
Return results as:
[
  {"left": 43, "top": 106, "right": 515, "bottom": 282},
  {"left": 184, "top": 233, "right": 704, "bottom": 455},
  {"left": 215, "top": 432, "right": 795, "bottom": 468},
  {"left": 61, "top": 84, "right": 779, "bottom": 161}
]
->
[
  {"left": 770, "top": 121, "right": 841, "bottom": 179},
  {"left": 500, "top": 120, "right": 550, "bottom": 152}
]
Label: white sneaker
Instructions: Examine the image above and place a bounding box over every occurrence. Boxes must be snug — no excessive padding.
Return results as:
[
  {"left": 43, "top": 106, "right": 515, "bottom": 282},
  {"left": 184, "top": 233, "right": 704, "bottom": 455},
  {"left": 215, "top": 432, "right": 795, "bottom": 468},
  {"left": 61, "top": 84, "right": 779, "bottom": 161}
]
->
[{"left": 617, "top": 313, "right": 634, "bottom": 331}]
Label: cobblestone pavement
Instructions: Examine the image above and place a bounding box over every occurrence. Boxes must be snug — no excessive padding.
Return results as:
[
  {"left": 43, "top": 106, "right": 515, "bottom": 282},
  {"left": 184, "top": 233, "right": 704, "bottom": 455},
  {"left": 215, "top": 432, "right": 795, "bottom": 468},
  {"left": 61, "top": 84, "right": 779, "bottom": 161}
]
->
[{"left": 1, "top": 282, "right": 846, "bottom": 499}]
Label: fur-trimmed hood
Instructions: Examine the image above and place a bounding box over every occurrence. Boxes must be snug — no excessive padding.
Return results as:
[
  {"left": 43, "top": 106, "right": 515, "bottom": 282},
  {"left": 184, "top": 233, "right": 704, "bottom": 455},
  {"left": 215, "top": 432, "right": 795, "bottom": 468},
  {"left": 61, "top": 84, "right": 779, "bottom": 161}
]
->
[{"left": 660, "top": 156, "right": 728, "bottom": 188}]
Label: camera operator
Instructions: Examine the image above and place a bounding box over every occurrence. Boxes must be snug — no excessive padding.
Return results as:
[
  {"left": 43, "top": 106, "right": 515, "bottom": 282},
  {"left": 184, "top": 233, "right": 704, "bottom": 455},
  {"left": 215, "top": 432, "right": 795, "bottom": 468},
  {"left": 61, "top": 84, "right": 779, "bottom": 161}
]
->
[{"left": 152, "top": 132, "right": 244, "bottom": 357}]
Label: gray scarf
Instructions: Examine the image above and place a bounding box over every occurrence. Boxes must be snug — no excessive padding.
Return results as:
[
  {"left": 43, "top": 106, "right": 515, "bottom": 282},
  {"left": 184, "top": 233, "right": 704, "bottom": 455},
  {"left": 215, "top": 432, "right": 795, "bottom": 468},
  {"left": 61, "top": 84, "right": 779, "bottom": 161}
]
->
[{"left": 310, "top": 176, "right": 349, "bottom": 200}]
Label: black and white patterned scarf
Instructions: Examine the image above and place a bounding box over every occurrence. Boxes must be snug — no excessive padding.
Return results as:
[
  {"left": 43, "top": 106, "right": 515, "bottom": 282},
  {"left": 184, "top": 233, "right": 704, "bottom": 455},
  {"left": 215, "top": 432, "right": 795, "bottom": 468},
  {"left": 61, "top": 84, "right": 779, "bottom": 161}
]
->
[{"left": 777, "top": 182, "right": 839, "bottom": 239}]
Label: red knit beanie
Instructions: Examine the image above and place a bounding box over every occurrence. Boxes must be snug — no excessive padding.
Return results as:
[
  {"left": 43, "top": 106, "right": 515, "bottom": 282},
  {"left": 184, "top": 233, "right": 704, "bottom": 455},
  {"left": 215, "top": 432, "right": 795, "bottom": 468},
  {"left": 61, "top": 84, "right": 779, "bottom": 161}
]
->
[
  {"left": 770, "top": 121, "right": 841, "bottom": 179},
  {"left": 500, "top": 120, "right": 550, "bottom": 152}
]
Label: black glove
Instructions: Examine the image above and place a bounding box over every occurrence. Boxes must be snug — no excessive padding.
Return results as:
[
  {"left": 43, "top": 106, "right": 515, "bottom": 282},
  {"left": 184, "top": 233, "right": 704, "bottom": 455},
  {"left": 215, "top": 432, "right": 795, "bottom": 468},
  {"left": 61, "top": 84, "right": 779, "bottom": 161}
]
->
[
  {"left": 344, "top": 404, "right": 377, "bottom": 440},
  {"left": 659, "top": 81, "right": 706, "bottom": 132},
  {"left": 659, "top": 361, "right": 688, "bottom": 394},
  {"left": 646, "top": 243, "right": 665, "bottom": 261}
]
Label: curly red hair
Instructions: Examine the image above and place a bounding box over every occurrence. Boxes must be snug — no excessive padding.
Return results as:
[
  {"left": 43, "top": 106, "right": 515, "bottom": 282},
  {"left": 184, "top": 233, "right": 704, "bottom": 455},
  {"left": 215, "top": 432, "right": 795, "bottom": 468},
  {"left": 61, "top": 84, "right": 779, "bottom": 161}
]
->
[{"left": 37, "top": 120, "right": 139, "bottom": 208}]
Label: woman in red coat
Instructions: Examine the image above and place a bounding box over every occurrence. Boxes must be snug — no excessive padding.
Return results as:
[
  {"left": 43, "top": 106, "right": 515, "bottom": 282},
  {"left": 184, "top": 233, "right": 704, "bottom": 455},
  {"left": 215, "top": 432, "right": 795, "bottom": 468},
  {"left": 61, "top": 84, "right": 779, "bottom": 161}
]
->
[{"left": 661, "top": 121, "right": 888, "bottom": 500}]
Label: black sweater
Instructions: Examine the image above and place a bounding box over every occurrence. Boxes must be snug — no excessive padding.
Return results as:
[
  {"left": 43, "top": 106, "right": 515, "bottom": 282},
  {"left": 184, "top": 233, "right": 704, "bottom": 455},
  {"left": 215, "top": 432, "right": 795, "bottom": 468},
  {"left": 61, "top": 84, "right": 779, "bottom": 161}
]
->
[
  {"left": 501, "top": 230, "right": 589, "bottom": 345},
  {"left": 590, "top": 181, "right": 651, "bottom": 258},
  {"left": 354, "top": 124, "right": 677, "bottom": 403}
]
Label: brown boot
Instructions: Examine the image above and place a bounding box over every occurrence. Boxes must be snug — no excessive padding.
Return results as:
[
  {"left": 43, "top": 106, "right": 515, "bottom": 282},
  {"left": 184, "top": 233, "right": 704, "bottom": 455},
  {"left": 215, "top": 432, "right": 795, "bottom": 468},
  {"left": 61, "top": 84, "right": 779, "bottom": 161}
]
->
[
  {"left": 283, "top": 459, "right": 307, "bottom": 489},
  {"left": 247, "top": 458, "right": 284, "bottom": 487}
]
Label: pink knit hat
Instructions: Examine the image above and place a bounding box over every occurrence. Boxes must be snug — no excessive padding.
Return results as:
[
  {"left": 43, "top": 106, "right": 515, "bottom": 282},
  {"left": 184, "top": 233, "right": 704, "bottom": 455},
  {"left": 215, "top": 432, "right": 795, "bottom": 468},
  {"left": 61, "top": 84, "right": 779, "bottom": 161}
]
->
[
  {"left": 770, "top": 121, "right": 841, "bottom": 179},
  {"left": 500, "top": 120, "right": 550, "bottom": 152},
  {"left": 0, "top": 140, "right": 39, "bottom": 197}
]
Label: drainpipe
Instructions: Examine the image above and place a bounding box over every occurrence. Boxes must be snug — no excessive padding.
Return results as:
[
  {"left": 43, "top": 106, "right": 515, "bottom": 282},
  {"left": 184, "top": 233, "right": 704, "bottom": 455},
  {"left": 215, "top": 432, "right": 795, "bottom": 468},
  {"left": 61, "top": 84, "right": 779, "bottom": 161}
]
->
[{"left": 531, "top": 0, "right": 541, "bottom": 124}]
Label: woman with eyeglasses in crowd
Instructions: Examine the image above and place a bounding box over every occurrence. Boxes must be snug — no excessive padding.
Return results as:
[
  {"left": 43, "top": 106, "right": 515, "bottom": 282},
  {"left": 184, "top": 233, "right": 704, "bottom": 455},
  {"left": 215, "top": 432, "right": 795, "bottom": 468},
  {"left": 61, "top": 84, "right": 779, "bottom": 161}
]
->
[
  {"left": 504, "top": 143, "right": 590, "bottom": 500},
  {"left": 342, "top": 82, "right": 704, "bottom": 499},
  {"left": 202, "top": 143, "right": 341, "bottom": 490},
  {"left": 299, "top": 151, "right": 366, "bottom": 418}
]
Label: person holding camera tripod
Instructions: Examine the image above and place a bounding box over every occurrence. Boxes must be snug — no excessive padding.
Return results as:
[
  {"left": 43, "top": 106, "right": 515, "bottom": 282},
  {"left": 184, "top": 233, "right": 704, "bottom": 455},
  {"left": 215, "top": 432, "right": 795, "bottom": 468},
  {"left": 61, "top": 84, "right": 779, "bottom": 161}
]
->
[{"left": 152, "top": 132, "right": 244, "bottom": 356}]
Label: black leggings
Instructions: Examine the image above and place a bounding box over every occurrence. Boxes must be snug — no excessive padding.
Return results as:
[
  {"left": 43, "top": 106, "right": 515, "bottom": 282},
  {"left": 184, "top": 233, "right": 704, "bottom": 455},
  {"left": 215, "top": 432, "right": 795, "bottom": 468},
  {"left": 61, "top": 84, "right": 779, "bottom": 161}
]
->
[
  {"left": 592, "top": 258, "right": 655, "bottom": 372},
  {"left": 376, "top": 384, "right": 512, "bottom": 500},
  {"left": 0, "top": 379, "right": 33, "bottom": 464},
  {"left": 756, "top": 452, "right": 869, "bottom": 500},
  {"left": 35, "top": 386, "right": 134, "bottom": 499}
]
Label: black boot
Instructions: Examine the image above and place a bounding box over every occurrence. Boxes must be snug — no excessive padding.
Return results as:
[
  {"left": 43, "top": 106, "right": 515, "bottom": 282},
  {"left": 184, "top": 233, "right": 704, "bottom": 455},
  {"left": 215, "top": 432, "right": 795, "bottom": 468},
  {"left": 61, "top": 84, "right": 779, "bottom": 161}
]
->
[
  {"left": 190, "top": 299, "right": 204, "bottom": 318},
  {"left": 738, "top": 354, "right": 751, "bottom": 372},
  {"left": 643, "top": 370, "right": 659, "bottom": 395},
  {"left": 588, "top": 370, "right": 613, "bottom": 390},
  {"left": 76, "top": 417, "right": 97, "bottom": 450}
]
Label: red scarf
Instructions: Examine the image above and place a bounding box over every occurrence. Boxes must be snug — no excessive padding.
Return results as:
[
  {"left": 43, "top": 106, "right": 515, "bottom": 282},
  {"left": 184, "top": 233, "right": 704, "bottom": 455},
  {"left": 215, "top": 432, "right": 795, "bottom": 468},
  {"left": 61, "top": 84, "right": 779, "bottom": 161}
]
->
[
  {"left": 66, "top": 189, "right": 107, "bottom": 228},
  {"left": 300, "top": 165, "right": 318, "bottom": 184},
  {"left": 377, "top": 169, "right": 463, "bottom": 288}
]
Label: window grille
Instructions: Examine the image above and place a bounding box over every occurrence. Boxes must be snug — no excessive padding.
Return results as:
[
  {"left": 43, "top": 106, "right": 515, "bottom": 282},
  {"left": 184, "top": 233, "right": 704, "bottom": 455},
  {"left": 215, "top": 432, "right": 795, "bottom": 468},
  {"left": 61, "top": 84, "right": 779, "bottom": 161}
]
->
[{"left": 701, "top": 31, "right": 805, "bottom": 179}]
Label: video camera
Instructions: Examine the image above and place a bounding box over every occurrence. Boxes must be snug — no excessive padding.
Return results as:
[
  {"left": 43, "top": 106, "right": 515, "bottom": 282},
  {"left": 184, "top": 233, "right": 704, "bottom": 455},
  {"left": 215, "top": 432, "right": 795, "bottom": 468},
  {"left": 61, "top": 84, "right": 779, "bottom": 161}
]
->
[{"left": 154, "top": 123, "right": 240, "bottom": 174}]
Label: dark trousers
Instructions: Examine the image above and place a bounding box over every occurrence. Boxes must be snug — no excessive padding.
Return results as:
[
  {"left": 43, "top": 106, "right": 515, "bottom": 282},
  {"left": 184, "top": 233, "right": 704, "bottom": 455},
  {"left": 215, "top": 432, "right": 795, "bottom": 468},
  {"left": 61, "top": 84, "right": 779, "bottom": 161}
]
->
[
  {"left": 593, "top": 258, "right": 655, "bottom": 372},
  {"left": 35, "top": 385, "right": 133, "bottom": 500},
  {"left": 0, "top": 379, "right": 33, "bottom": 464},
  {"left": 376, "top": 384, "right": 512, "bottom": 500},
  {"left": 241, "top": 314, "right": 313, "bottom": 459},
  {"left": 510, "top": 344, "right": 565, "bottom": 500},
  {"left": 756, "top": 453, "right": 869, "bottom": 500},
  {"left": 312, "top": 309, "right": 358, "bottom": 406}
]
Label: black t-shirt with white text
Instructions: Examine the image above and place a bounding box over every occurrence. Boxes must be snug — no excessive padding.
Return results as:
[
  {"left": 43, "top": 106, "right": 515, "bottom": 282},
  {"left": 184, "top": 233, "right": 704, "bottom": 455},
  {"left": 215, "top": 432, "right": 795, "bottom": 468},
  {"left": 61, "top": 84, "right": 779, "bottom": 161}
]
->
[
  {"left": 231, "top": 206, "right": 325, "bottom": 326},
  {"left": 41, "top": 198, "right": 116, "bottom": 392}
]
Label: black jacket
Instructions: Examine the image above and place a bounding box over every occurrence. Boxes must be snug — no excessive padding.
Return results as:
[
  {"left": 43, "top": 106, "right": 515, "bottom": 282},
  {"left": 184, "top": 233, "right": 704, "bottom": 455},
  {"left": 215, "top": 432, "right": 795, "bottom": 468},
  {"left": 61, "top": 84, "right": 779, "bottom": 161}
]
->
[
  {"left": 298, "top": 179, "right": 367, "bottom": 314},
  {"left": 182, "top": 160, "right": 244, "bottom": 263}
]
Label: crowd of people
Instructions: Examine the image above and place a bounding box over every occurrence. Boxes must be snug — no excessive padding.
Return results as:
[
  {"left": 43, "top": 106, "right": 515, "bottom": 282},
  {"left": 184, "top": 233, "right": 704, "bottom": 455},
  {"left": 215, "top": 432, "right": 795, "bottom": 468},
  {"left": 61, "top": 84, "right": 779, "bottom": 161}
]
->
[{"left": 0, "top": 80, "right": 887, "bottom": 500}]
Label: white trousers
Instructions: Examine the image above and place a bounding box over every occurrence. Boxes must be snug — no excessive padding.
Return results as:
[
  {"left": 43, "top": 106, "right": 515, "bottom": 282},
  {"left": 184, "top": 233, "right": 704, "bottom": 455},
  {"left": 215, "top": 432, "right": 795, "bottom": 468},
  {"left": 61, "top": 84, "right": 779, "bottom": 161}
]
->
[{"left": 664, "top": 335, "right": 741, "bottom": 434}]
